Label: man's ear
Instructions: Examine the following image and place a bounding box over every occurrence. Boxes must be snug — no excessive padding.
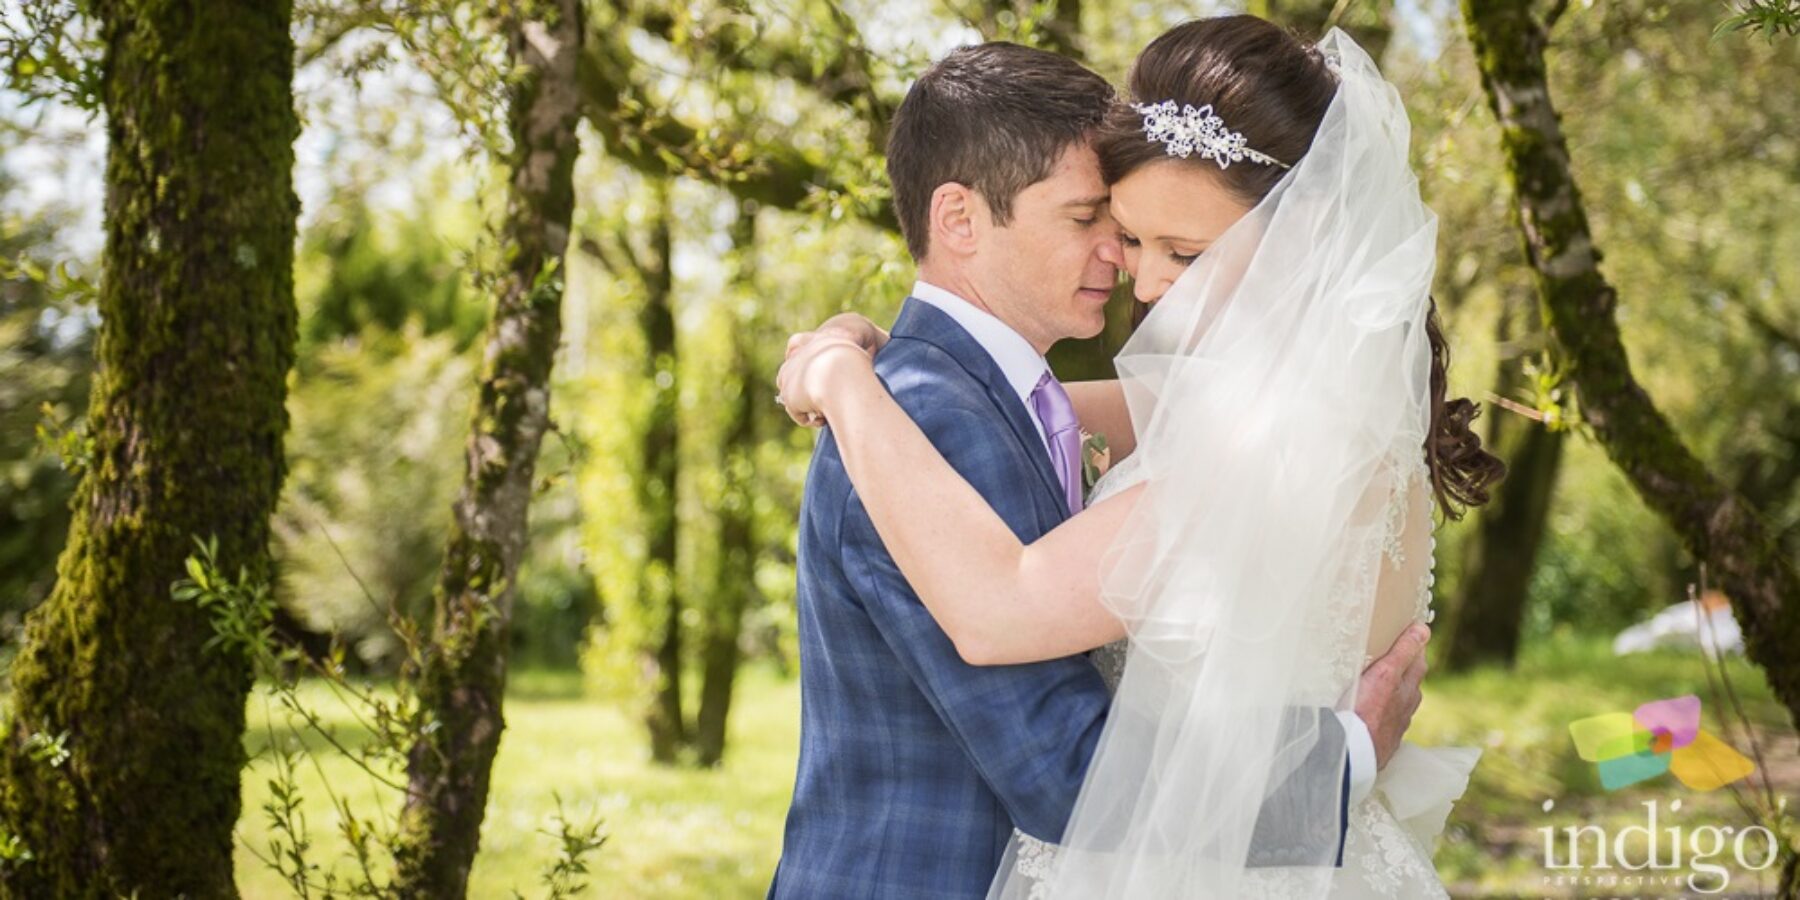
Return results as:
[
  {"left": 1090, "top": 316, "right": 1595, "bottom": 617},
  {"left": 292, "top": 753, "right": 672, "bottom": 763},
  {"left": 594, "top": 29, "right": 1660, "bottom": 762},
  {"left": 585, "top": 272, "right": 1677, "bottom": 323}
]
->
[{"left": 928, "top": 182, "right": 987, "bottom": 258}]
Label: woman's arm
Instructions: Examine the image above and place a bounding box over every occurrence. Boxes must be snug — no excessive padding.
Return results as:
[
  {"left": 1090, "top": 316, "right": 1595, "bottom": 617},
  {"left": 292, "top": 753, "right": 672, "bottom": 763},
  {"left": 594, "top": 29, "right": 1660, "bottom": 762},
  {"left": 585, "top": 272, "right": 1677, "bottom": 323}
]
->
[
  {"left": 779, "top": 337, "right": 1141, "bottom": 665},
  {"left": 1064, "top": 379, "right": 1136, "bottom": 461},
  {"left": 785, "top": 313, "right": 1136, "bottom": 459}
]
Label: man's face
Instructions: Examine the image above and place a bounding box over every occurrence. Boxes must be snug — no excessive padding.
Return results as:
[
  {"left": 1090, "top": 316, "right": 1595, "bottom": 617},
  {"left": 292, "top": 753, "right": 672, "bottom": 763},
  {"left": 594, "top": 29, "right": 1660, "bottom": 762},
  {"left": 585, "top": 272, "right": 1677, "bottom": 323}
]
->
[{"left": 970, "top": 142, "right": 1125, "bottom": 354}]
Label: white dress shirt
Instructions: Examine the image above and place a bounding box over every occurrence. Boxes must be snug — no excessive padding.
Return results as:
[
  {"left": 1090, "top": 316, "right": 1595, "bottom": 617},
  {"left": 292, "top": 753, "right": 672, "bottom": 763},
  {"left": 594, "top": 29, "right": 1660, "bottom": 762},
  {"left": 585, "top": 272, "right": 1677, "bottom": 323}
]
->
[
  {"left": 908, "top": 279, "right": 1378, "bottom": 806},
  {"left": 910, "top": 280, "right": 1054, "bottom": 455}
]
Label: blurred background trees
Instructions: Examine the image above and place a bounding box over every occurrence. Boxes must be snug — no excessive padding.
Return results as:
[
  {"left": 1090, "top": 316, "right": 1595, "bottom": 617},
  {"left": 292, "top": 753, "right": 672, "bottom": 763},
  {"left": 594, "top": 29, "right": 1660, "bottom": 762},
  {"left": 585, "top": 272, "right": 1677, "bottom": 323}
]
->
[{"left": 0, "top": 0, "right": 1795, "bottom": 895}]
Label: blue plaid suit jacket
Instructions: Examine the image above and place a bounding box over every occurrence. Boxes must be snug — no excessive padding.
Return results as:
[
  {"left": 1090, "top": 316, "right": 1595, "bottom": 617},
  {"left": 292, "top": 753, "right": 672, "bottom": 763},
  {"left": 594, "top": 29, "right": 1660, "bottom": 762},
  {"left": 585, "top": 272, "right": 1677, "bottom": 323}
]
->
[
  {"left": 769, "top": 299, "right": 1112, "bottom": 899},
  {"left": 770, "top": 299, "right": 1352, "bottom": 898}
]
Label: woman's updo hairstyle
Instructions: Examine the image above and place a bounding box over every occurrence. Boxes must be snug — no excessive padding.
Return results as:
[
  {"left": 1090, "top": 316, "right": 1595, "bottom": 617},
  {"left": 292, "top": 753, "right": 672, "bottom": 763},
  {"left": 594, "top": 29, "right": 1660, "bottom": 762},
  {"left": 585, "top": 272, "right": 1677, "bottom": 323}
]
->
[
  {"left": 1094, "top": 15, "right": 1337, "bottom": 205},
  {"left": 1096, "top": 15, "right": 1507, "bottom": 519}
]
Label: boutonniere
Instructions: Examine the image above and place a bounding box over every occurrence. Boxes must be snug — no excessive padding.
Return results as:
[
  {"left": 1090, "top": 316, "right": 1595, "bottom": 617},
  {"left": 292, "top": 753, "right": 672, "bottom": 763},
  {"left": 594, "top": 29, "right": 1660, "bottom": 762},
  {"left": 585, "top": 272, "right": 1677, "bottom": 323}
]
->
[{"left": 1080, "top": 430, "right": 1111, "bottom": 496}]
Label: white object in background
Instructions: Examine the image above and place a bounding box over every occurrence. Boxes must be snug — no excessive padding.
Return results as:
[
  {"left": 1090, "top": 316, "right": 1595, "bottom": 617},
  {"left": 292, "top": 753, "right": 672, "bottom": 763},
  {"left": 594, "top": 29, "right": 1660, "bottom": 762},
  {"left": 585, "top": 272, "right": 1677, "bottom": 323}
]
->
[{"left": 1612, "top": 592, "right": 1743, "bottom": 659}]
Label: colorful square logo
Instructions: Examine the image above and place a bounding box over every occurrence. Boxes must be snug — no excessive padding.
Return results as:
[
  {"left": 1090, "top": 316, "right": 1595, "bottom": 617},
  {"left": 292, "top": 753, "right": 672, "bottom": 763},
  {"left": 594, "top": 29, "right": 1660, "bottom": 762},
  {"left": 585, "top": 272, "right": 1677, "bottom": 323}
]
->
[{"left": 1568, "top": 695, "right": 1755, "bottom": 791}]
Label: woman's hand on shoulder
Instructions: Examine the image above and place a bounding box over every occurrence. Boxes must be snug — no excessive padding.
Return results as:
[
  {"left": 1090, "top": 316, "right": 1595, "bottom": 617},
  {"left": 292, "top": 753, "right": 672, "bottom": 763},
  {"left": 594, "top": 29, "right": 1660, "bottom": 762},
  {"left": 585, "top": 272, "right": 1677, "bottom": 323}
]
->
[
  {"left": 778, "top": 313, "right": 887, "bottom": 428},
  {"left": 776, "top": 330, "right": 879, "bottom": 428},
  {"left": 789, "top": 313, "right": 889, "bottom": 359}
]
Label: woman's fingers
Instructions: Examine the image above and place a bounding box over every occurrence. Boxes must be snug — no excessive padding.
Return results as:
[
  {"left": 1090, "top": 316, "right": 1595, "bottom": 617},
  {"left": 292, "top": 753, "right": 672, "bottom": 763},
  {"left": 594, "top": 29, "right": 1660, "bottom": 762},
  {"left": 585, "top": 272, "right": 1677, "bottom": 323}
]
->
[
  {"left": 776, "top": 335, "right": 873, "bottom": 429},
  {"left": 818, "top": 313, "right": 888, "bottom": 352},
  {"left": 776, "top": 358, "right": 825, "bottom": 427}
]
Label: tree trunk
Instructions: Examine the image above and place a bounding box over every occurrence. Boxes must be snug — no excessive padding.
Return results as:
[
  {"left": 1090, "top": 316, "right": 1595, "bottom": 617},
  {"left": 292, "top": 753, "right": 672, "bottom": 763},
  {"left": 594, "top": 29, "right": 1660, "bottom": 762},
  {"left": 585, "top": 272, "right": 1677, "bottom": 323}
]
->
[
  {"left": 1249, "top": 0, "right": 1394, "bottom": 61},
  {"left": 694, "top": 206, "right": 760, "bottom": 767},
  {"left": 389, "top": 1, "right": 584, "bottom": 895},
  {"left": 1441, "top": 415, "right": 1564, "bottom": 669},
  {"left": 1041, "top": 0, "right": 1083, "bottom": 59},
  {"left": 0, "top": 1, "right": 299, "bottom": 895},
  {"left": 637, "top": 182, "right": 687, "bottom": 764},
  {"left": 1462, "top": 0, "right": 1800, "bottom": 743},
  {"left": 1442, "top": 302, "right": 1566, "bottom": 671}
]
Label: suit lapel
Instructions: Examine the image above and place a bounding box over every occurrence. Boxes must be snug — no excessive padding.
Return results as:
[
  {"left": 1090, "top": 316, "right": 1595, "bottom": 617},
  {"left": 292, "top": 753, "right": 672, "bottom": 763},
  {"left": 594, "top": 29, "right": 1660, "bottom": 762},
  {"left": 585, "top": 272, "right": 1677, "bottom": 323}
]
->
[{"left": 889, "top": 299, "right": 1069, "bottom": 518}]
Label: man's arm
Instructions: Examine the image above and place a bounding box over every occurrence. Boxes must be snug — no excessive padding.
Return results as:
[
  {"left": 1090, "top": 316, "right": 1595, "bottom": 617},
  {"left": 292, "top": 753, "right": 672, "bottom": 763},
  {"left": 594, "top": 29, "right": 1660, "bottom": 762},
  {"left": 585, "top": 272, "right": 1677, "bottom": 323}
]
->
[{"left": 1248, "top": 709, "right": 1353, "bottom": 867}]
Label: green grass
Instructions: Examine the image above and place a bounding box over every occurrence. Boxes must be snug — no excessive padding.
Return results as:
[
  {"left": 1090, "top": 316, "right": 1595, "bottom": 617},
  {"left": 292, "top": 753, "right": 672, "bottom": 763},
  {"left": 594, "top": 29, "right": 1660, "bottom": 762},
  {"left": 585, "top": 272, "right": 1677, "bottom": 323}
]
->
[
  {"left": 0, "top": 633, "right": 1778, "bottom": 897},
  {"left": 234, "top": 667, "right": 799, "bottom": 899},
  {"left": 1415, "top": 631, "right": 1796, "bottom": 898}
]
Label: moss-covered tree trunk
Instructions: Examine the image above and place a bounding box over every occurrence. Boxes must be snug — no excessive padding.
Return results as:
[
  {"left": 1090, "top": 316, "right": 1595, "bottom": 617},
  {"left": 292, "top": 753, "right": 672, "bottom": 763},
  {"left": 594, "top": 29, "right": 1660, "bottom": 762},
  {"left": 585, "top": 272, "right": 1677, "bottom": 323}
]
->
[
  {"left": 1442, "top": 303, "right": 1566, "bottom": 671},
  {"left": 694, "top": 206, "right": 759, "bottom": 767},
  {"left": 1463, "top": 0, "right": 1800, "bottom": 770},
  {"left": 0, "top": 1, "right": 299, "bottom": 895},
  {"left": 389, "top": 1, "right": 584, "bottom": 895},
  {"left": 637, "top": 182, "right": 686, "bottom": 764}
]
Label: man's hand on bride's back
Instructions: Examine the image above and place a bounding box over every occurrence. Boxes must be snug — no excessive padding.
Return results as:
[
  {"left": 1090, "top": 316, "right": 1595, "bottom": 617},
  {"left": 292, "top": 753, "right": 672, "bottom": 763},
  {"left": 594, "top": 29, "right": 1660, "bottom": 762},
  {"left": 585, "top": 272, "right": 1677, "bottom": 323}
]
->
[{"left": 1355, "top": 622, "right": 1430, "bottom": 770}]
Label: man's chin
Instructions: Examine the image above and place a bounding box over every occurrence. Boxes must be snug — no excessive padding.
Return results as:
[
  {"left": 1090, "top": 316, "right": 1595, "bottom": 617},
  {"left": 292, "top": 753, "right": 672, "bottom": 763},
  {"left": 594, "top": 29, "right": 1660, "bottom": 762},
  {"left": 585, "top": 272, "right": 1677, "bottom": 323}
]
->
[{"left": 1066, "top": 313, "right": 1108, "bottom": 342}]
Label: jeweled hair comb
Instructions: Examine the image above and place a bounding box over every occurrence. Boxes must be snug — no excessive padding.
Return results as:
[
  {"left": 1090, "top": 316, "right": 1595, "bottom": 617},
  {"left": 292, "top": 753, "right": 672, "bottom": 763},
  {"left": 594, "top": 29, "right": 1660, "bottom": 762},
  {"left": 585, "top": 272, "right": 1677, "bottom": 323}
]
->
[{"left": 1129, "top": 100, "right": 1291, "bottom": 170}]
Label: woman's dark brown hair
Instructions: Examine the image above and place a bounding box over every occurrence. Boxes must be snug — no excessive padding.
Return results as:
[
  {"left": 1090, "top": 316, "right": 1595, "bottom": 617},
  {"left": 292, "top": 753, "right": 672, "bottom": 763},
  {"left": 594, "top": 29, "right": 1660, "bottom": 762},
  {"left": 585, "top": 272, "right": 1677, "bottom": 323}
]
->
[{"left": 1096, "top": 15, "right": 1505, "bottom": 518}]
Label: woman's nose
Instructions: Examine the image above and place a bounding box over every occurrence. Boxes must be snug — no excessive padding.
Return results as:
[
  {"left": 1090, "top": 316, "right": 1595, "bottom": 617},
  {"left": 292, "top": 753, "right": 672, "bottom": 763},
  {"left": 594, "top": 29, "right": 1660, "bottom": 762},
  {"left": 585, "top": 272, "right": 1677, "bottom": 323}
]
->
[{"left": 1132, "top": 278, "right": 1163, "bottom": 304}]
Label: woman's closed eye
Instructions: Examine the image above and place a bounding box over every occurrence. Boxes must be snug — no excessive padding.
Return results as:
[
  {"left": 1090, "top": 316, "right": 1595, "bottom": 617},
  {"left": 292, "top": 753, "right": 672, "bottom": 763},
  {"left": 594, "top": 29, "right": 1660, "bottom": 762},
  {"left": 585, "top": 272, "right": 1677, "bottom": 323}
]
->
[{"left": 1122, "top": 233, "right": 1200, "bottom": 265}]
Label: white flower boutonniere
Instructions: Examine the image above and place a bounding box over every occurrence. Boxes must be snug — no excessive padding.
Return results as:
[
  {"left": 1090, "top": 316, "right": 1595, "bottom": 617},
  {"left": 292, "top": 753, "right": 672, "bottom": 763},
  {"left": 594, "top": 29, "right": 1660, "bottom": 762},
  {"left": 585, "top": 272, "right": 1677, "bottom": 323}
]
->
[{"left": 1080, "top": 430, "right": 1111, "bottom": 498}]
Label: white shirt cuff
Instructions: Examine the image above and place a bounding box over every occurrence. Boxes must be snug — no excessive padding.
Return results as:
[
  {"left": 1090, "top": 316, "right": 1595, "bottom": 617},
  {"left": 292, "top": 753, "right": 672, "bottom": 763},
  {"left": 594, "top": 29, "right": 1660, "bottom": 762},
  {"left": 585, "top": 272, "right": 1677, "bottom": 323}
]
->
[{"left": 1336, "top": 709, "right": 1377, "bottom": 807}]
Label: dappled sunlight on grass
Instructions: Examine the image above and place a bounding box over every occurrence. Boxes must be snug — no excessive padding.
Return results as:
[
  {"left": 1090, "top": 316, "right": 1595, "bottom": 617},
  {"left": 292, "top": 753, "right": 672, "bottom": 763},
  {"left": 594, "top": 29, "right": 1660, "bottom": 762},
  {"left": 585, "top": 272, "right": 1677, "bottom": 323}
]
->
[
  {"left": 1417, "top": 632, "right": 1794, "bottom": 898},
  {"left": 234, "top": 667, "right": 798, "bottom": 898},
  {"left": 202, "top": 635, "right": 1800, "bottom": 897}
]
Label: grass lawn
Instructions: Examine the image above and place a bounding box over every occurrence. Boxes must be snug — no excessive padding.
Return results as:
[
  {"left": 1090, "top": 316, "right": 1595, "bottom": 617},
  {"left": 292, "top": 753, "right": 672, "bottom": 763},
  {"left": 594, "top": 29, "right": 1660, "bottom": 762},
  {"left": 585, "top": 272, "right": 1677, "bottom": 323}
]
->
[
  {"left": 1415, "top": 632, "right": 1797, "bottom": 898},
  {"left": 234, "top": 666, "right": 801, "bottom": 898},
  {"left": 0, "top": 632, "right": 1774, "bottom": 897}
]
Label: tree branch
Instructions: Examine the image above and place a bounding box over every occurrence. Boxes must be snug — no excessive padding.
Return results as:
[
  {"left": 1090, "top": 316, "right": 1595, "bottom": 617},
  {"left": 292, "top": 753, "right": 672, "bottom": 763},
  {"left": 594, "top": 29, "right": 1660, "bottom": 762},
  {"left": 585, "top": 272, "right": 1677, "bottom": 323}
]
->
[
  {"left": 577, "top": 24, "right": 897, "bottom": 231},
  {"left": 627, "top": 0, "right": 896, "bottom": 146},
  {"left": 1463, "top": 0, "right": 1800, "bottom": 734}
]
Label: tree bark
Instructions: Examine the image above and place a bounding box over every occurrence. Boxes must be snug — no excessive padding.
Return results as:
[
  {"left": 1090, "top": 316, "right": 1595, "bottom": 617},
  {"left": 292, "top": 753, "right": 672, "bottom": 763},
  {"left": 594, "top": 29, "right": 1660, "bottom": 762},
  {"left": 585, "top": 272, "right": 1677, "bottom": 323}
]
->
[
  {"left": 694, "top": 206, "right": 760, "bottom": 767},
  {"left": 1442, "top": 302, "right": 1566, "bottom": 671},
  {"left": 577, "top": 24, "right": 897, "bottom": 232},
  {"left": 1442, "top": 415, "right": 1564, "bottom": 669},
  {"left": 1250, "top": 0, "right": 1394, "bottom": 61},
  {"left": 0, "top": 0, "right": 299, "bottom": 895},
  {"left": 636, "top": 182, "right": 687, "bottom": 764},
  {"left": 1462, "top": 0, "right": 1800, "bottom": 736},
  {"left": 1041, "top": 0, "right": 1084, "bottom": 60},
  {"left": 389, "top": 1, "right": 585, "bottom": 895}
]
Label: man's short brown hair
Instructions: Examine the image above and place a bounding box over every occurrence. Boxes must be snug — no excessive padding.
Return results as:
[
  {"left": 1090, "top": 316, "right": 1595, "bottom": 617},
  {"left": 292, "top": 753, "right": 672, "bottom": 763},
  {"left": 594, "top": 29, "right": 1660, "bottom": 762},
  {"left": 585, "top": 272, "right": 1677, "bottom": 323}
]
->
[{"left": 886, "top": 43, "right": 1115, "bottom": 261}]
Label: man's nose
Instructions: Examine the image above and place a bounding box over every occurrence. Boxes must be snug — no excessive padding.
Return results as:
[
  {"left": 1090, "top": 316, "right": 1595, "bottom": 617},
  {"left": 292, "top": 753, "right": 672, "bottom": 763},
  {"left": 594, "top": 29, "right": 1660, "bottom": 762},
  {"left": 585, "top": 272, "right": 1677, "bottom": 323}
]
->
[{"left": 1094, "top": 233, "right": 1126, "bottom": 268}]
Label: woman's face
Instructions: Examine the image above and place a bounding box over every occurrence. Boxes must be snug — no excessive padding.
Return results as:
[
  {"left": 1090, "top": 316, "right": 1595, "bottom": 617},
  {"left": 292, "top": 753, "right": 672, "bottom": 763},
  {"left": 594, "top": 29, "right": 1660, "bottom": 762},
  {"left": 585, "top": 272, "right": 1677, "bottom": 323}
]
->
[{"left": 1108, "top": 160, "right": 1255, "bottom": 304}]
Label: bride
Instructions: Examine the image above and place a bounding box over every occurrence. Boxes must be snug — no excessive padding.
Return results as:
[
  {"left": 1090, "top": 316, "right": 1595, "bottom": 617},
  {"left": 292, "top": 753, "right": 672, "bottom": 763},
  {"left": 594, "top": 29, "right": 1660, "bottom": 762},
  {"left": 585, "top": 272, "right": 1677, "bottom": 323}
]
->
[{"left": 775, "top": 18, "right": 1503, "bottom": 898}]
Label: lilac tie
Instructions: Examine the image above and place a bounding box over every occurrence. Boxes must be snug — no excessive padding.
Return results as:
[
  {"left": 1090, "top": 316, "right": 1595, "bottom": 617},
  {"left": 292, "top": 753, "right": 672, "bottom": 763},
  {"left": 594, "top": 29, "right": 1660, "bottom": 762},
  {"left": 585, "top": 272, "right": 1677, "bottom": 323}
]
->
[{"left": 1029, "top": 370, "right": 1085, "bottom": 516}]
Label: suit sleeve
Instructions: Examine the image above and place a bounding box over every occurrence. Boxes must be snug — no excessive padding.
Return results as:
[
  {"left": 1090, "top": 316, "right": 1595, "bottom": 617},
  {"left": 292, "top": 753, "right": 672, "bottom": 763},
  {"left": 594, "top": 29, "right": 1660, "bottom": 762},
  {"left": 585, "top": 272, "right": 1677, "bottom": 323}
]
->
[
  {"left": 836, "top": 406, "right": 1111, "bottom": 843},
  {"left": 1247, "top": 708, "right": 1355, "bottom": 868}
]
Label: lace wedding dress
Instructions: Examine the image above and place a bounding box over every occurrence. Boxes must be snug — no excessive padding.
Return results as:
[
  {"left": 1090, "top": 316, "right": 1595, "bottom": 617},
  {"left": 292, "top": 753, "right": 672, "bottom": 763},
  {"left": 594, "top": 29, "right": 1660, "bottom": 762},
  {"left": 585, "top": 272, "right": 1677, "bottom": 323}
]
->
[{"left": 1001, "top": 454, "right": 1478, "bottom": 899}]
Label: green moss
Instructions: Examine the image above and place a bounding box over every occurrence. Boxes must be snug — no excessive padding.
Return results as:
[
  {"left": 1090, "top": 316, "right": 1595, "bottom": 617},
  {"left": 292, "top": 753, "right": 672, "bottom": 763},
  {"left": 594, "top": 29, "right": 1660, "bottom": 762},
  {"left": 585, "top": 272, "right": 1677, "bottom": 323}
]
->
[
  {"left": 386, "top": 3, "right": 587, "bottom": 896},
  {"left": 1460, "top": 0, "right": 1800, "bottom": 784},
  {"left": 0, "top": 2, "right": 300, "bottom": 896}
]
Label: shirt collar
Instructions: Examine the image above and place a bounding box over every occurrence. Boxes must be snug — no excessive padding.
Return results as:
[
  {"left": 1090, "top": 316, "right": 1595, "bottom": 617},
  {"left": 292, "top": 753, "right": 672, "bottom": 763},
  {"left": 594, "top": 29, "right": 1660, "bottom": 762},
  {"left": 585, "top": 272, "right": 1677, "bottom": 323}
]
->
[{"left": 910, "top": 280, "right": 1049, "bottom": 407}]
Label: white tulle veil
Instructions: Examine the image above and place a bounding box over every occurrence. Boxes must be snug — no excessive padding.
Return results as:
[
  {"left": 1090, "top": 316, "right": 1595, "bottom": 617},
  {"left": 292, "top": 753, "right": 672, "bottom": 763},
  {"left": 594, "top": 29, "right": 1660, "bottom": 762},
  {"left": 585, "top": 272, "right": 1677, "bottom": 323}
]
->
[{"left": 991, "top": 28, "right": 1438, "bottom": 898}]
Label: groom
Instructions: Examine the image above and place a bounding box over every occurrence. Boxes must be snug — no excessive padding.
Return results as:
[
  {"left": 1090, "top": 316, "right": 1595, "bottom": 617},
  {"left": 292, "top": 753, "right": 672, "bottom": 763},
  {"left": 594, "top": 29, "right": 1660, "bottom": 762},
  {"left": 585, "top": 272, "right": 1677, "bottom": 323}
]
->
[{"left": 770, "top": 43, "right": 1429, "bottom": 898}]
